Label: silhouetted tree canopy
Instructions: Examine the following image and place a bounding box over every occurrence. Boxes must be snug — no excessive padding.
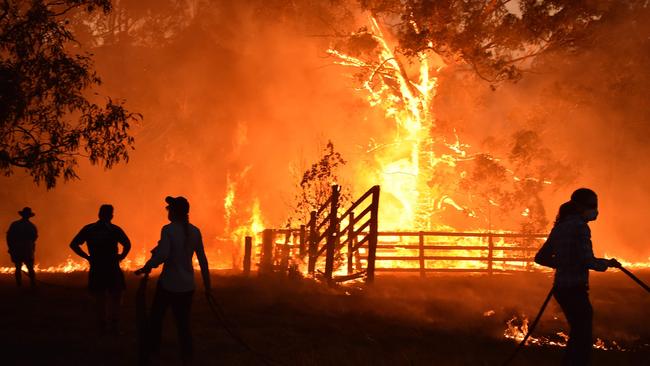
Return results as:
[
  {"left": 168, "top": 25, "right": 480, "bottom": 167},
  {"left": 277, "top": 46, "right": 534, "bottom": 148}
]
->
[
  {"left": 359, "top": 0, "right": 634, "bottom": 83},
  {"left": 0, "top": 0, "right": 138, "bottom": 188},
  {"left": 289, "top": 141, "right": 351, "bottom": 226}
]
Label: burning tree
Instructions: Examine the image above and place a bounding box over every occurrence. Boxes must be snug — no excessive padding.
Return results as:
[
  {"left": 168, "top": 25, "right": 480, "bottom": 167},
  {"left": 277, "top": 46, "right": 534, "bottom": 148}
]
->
[
  {"left": 325, "top": 1, "right": 620, "bottom": 231},
  {"left": 0, "top": 0, "right": 139, "bottom": 188},
  {"left": 327, "top": 17, "right": 443, "bottom": 230}
]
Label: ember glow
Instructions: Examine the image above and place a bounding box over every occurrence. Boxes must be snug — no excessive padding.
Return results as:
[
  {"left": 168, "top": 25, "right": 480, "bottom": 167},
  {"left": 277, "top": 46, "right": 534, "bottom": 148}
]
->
[
  {"left": 0, "top": 257, "right": 88, "bottom": 273},
  {"left": 0, "top": 254, "right": 150, "bottom": 274},
  {"left": 503, "top": 315, "right": 630, "bottom": 351}
]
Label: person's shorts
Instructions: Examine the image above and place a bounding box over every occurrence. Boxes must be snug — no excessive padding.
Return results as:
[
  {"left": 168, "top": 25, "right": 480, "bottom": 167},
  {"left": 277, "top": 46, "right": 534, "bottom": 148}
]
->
[
  {"left": 9, "top": 252, "right": 34, "bottom": 266},
  {"left": 88, "top": 264, "right": 126, "bottom": 293}
]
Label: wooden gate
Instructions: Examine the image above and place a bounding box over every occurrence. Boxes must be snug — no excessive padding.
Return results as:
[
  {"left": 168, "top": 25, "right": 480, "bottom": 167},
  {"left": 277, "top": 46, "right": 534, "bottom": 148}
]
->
[{"left": 305, "top": 185, "right": 380, "bottom": 284}]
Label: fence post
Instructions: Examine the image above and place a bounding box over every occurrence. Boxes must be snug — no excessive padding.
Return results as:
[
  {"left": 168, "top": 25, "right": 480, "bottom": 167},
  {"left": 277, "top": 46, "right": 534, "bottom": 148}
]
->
[
  {"left": 419, "top": 231, "right": 425, "bottom": 278},
  {"left": 292, "top": 231, "right": 299, "bottom": 259},
  {"left": 243, "top": 236, "right": 252, "bottom": 276},
  {"left": 347, "top": 212, "right": 355, "bottom": 275},
  {"left": 325, "top": 185, "right": 340, "bottom": 286},
  {"left": 366, "top": 186, "right": 380, "bottom": 284},
  {"left": 487, "top": 234, "right": 494, "bottom": 276},
  {"left": 260, "top": 229, "right": 274, "bottom": 275},
  {"left": 524, "top": 235, "right": 532, "bottom": 271},
  {"left": 280, "top": 231, "right": 290, "bottom": 274},
  {"left": 308, "top": 211, "right": 317, "bottom": 275},
  {"left": 299, "top": 225, "right": 306, "bottom": 257}
]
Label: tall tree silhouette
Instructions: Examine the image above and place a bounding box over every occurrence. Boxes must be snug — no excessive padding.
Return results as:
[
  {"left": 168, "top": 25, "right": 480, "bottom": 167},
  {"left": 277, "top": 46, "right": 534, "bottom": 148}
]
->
[{"left": 0, "top": 0, "right": 139, "bottom": 188}]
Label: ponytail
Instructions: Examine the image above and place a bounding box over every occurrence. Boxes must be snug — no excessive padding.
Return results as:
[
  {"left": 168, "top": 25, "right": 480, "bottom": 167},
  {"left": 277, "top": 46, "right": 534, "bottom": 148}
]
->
[{"left": 554, "top": 201, "right": 579, "bottom": 225}]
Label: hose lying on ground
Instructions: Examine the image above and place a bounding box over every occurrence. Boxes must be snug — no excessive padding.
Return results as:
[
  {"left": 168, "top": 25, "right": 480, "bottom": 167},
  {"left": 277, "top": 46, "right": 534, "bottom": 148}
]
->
[{"left": 205, "top": 290, "right": 282, "bottom": 366}]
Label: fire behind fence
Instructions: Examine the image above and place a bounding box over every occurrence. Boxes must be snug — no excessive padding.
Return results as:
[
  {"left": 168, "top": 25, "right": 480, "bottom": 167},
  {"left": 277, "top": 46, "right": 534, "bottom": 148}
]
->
[
  {"left": 246, "top": 229, "right": 546, "bottom": 280},
  {"left": 245, "top": 185, "right": 547, "bottom": 283}
]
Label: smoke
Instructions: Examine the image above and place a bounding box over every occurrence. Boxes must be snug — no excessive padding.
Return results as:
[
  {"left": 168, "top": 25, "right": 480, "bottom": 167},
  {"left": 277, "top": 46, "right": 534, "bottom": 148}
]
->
[
  {"left": 432, "top": 6, "right": 650, "bottom": 260},
  {"left": 0, "top": 0, "right": 369, "bottom": 267},
  {"left": 1, "top": 1, "right": 649, "bottom": 267}
]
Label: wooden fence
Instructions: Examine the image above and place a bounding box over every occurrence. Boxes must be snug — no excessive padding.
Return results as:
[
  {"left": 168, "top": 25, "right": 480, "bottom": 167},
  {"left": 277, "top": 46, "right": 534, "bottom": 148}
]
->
[
  {"left": 245, "top": 183, "right": 546, "bottom": 281},
  {"left": 246, "top": 229, "right": 547, "bottom": 279},
  {"left": 367, "top": 231, "right": 546, "bottom": 276}
]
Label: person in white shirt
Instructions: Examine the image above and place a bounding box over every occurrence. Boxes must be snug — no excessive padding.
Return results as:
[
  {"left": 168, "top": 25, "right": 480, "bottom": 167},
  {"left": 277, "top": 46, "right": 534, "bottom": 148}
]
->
[{"left": 136, "top": 196, "right": 211, "bottom": 365}]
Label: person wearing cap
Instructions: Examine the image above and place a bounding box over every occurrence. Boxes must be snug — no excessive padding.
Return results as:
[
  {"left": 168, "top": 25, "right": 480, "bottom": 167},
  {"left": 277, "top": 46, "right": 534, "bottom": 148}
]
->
[
  {"left": 136, "top": 196, "right": 211, "bottom": 365},
  {"left": 535, "top": 188, "right": 621, "bottom": 366},
  {"left": 70, "top": 204, "right": 131, "bottom": 334},
  {"left": 6, "top": 207, "right": 38, "bottom": 287}
]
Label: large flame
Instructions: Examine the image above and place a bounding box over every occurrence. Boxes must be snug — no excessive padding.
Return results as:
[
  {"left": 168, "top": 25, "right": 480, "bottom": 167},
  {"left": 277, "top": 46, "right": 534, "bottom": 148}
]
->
[
  {"left": 328, "top": 16, "right": 447, "bottom": 230},
  {"left": 224, "top": 173, "right": 236, "bottom": 231}
]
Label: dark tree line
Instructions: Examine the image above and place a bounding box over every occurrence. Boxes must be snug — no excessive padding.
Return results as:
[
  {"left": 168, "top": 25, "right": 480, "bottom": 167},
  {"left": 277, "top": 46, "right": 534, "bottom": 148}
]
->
[
  {"left": 0, "top": 0, "right": 139, "bottom": 188},
  {"left": 359, "top": 0, "right": 631, "bottom": 84}
]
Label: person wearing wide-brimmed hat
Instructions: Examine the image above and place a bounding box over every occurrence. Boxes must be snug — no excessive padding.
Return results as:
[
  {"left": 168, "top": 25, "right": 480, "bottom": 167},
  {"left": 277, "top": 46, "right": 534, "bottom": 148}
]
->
[
  {"left": 136, "top": 196, "right": 211, "bottom": 365},
  {"left": 6, "top": 207, "right": 38, "bottom": 287}
]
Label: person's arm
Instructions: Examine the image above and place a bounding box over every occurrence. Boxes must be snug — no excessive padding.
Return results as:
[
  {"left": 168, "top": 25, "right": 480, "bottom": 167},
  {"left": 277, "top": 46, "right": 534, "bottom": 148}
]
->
[
  {"left": 6, "top": 224, "right": 13, "bottom": 249},
  {"left": 136, "top": 227, "right": 171, "bottom": 274},
  {"left": 578, "top": 224, "right": 623, "bottom": 269},
  {"left": 31, "top": 224, "right": 38, "bottom": 251},
  {"left": 117, "top": 227, "right": 132, "bottom": 261},
  {"left": 195, "top": 229, "right": 211, "bottom": 292},
  {"left": 577, "top": 224, "right": 608, "bottom": 272},
  {"left": 69, "top": 227, "right": 90, "bottom": 261}
]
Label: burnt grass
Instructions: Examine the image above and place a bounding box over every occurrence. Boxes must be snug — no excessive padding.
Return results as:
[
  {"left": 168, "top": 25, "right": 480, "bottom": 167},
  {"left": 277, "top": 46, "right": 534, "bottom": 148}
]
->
[{"left": 0, "top": 270, "right": 648, "bottom": 366}]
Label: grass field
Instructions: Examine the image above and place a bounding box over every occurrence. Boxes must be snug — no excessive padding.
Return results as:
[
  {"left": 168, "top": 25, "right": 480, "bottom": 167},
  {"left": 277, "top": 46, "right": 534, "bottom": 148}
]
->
[{"left": 0, "top": 270, "right": 648, "bottom": 365}]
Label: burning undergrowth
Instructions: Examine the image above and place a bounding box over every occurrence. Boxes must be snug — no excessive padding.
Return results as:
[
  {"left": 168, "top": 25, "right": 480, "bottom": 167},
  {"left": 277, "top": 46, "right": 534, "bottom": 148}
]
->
[
  {"left": 503, "top": 315, "right": 634, "bottom": 352},
  {"left": 328, "top": 272, "right": 650, "bottom": 354}
]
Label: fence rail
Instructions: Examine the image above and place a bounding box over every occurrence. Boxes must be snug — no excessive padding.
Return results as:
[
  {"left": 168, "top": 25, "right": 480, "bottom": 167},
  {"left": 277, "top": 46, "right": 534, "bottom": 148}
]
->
[
  {"left": 367, "top": 231, "right": 546, "bottom": 276},
  {"left": 245, "top": 229, "right": 547, "bottom": 278}
]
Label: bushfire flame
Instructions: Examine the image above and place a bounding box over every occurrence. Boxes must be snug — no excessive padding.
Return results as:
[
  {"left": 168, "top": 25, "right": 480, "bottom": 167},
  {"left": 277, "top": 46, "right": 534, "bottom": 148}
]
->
[
  {"left": 503, "top": 315, "right": 627, "bottom": 351},
  {"left": 328, "top": 16, "right": 445, "bottom": 230},
  {"left": 504, "top": 315, "right": 629, "bottom": 351}
]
